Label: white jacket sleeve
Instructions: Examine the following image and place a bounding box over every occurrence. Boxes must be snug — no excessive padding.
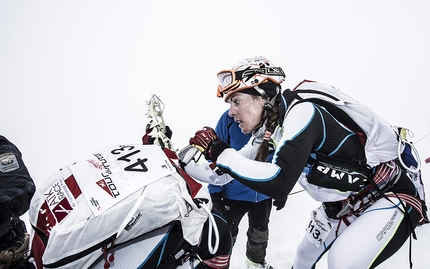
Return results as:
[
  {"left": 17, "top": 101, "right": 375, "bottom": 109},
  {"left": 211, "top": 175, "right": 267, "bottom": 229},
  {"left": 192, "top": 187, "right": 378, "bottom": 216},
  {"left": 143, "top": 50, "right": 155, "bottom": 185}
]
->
[
  {"left": 183, "top": 159, "right": 233, "bottom": 185},
  {"left": 182, "top": 135, "right": 262, "bottom": 186},
  {"left": 217, "top": 148, "right": 281, "bottom": 182}
]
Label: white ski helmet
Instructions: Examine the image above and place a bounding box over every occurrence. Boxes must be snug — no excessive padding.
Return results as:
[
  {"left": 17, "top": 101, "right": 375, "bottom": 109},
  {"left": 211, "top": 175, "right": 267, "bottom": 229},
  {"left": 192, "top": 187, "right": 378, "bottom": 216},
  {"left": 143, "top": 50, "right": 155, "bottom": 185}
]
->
[{"left": 216, "top": 56, "right": 286, "bottom": 102}]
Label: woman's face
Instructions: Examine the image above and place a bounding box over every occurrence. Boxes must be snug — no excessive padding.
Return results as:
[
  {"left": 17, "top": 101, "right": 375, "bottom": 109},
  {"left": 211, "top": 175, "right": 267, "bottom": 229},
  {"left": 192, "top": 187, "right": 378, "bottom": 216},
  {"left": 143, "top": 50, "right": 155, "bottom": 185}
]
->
[{"left": 227, "top": 92, "right": 264, "bottom": 134}]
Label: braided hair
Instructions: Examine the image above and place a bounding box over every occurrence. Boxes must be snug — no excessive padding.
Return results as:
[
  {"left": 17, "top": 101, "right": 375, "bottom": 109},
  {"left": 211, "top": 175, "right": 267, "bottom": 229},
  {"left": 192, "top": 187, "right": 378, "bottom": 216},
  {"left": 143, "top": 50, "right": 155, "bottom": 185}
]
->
[{"left": 255, "top": 90, "right": 281, "bottom": 162}]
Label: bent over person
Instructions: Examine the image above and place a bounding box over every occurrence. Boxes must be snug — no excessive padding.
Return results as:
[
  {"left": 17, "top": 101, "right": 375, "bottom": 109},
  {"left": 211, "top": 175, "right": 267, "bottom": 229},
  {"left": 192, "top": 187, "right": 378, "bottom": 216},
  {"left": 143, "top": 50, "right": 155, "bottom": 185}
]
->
[
  {"left": 0, "top": 135, "right": 36, "bottom": 269},
  {"left": 184, "top": 56, "right": 427, "bottom": 268}
]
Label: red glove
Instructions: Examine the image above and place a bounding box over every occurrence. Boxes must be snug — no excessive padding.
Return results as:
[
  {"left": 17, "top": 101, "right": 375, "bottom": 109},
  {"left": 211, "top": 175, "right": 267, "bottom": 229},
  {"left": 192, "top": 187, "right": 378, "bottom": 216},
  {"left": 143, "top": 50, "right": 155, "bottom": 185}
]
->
[
  {"left": 142, "top": 121, "right": 173, "bottom": 148},
  {"left": 189, "top": 126, "right": 219, "bottom": 155},
  {"left": 189, "top": 127, "right": 231, "bottom": 161},
  {"left": 142, "top": 123, "right": 155, "bottom": 145}
]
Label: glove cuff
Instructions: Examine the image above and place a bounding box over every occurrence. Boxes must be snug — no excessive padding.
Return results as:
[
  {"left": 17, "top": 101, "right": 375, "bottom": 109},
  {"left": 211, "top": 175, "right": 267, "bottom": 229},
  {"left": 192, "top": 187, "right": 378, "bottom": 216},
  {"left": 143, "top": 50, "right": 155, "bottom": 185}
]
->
[{"left": 208, "top": 140, "right": 230, "bottom": 161}]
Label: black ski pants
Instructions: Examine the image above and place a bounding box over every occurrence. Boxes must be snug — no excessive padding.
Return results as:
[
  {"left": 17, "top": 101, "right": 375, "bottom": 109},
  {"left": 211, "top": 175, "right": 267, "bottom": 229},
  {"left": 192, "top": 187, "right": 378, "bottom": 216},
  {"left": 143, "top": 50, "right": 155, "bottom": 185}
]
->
[{"left": 223, "top": 198, "right": 272, "bottom": 264}]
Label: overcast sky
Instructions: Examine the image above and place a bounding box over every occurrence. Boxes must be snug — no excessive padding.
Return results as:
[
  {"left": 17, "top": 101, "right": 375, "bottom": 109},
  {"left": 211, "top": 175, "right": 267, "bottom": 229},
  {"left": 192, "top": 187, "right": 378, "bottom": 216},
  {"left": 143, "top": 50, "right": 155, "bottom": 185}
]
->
[
  {"left": 2, "top": 2, "right": 430, "bottom": 268},
  {"left": 1, "top": 0, "right": 430, "bottom": 183}
]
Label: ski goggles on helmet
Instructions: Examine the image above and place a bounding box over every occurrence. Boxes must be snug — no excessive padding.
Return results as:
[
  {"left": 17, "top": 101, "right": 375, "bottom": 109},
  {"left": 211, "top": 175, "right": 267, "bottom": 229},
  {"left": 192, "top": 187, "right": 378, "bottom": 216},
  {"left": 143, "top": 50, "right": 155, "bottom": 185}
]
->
[{"left": 216, "top": 67, "right": 285, "bottom": 99}]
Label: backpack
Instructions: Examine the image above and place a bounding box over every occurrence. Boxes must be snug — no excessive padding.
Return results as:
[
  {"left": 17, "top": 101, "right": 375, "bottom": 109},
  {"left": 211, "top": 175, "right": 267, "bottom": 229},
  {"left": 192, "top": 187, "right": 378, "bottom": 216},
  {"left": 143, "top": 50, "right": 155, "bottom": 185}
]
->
[
  {"left": 288, "top": 80, "right": 402, "bottom": 168},
  {"left": 29, "top": 144, "right": 214, "bottom": 269}
]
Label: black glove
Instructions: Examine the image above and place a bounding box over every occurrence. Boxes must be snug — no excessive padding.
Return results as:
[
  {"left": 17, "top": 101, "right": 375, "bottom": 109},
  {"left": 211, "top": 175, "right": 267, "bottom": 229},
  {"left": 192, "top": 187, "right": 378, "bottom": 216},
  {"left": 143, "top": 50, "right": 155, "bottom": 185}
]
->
[
  {"left": 207, "top": 140, "right": 230, "bottom": 161},
  {"left": 273, "top": 196, "right": 287, "bottom": 211}
]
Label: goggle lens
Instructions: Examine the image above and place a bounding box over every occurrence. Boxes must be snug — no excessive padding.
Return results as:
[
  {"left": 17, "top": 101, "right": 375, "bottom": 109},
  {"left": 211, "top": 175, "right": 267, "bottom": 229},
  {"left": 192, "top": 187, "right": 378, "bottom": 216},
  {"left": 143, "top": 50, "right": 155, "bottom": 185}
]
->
[
  {"left": 217, "top": 71, "right": 234, "bottom": 90},
  {"left": 216, "top": 67, "right": 285, "bottom": 99}
]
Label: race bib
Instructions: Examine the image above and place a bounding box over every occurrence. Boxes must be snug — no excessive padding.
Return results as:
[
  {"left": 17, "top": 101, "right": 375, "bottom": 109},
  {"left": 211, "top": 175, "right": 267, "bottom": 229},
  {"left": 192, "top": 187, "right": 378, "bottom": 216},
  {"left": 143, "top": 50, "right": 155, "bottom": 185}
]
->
[
  {"left": 69, "top": 144, "right": 175, "bottom": 217},
  {"left": 306, "top": 209, "right": 333, "bottom": 248}
]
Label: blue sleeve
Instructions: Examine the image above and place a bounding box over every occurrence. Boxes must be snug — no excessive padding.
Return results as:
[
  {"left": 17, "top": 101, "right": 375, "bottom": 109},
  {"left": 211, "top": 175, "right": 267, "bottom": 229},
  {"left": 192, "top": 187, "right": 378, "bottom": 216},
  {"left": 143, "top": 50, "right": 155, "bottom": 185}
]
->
[
  {"left": 209, "top": 111, "right": 251, "bottom": 194},
  {"left": 208, "top": 184, "right": 223, "bottom": 194},
  {"left": 214, "top": 110, "right": 231, "bottom": 143}
]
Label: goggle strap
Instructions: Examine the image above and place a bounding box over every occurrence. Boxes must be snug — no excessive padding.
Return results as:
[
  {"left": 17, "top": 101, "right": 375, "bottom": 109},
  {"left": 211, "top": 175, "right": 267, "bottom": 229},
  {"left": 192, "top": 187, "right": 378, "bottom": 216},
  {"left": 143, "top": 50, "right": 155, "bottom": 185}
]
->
[
  {"left": 254, "top": 85, "right": 280, "bottom": 107},
  {"left": 254, "top": 85, "right": 269, "bottom": 102},
  {"left": 234, "top": 68, "right": 251, "bottom": 82}
]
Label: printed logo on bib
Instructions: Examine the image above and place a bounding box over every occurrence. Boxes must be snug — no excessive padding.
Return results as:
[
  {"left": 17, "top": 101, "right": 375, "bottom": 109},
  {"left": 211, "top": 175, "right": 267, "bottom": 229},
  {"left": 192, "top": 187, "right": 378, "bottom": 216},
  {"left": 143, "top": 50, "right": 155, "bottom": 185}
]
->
[
  {"left": 306, "top": 209, "right": 333, "bottom": 248},
  {"left": 90, "top": 152, "right": 121, "bottom": 198},
  {"left": 96, "top": 178, "right": 119, "bottom": 198},
  {"left": 0, "top": 152, "right": 19, "bottom": 172},
  {"left": 43, "top": 178, "right": 77, "bottom": 223},
  {"left": 90, "top": 197, "right": 102, "bottom": 211}
]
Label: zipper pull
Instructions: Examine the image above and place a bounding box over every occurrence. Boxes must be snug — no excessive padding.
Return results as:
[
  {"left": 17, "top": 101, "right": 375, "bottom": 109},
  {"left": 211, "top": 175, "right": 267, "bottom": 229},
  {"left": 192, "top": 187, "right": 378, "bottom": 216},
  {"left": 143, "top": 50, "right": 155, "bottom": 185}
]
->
[{"left": 102, "top": 245, "right": 110, "bottom": 269}]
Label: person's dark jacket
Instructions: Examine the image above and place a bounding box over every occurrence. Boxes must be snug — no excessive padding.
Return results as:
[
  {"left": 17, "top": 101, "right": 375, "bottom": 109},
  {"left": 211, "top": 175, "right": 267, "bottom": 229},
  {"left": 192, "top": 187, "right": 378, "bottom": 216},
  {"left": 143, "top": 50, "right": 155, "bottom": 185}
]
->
[{"left": 0, "top": 135, "right": 35, "bottom": 237}]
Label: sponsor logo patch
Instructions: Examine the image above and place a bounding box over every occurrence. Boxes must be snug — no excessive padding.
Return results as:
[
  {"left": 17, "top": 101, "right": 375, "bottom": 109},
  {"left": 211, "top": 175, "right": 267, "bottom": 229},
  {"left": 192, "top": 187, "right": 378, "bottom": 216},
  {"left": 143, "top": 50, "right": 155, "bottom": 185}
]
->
[{"left": 0, "top": 152, "right": 19, "bottom": 172}]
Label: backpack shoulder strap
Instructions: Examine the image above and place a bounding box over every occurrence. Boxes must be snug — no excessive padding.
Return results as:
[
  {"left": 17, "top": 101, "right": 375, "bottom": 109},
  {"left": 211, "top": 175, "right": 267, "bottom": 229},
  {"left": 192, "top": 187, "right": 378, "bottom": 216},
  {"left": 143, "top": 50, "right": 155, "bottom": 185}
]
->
[
  {"left": 306, "top": 97, "right": 366, "bottom": 145},
  {"left": 284, "top": 88, "right": 367, "bottom": 147},
  {"left": 156, "top": 222, "right": 192, "bottom": 269}
]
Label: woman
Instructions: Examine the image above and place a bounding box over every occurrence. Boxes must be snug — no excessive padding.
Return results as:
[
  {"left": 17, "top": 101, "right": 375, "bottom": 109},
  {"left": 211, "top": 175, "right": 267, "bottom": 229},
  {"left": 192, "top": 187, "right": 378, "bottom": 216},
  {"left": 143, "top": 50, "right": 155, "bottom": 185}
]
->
[{"left": 186, "top": 56, "right": 425, "bottom": 268}]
